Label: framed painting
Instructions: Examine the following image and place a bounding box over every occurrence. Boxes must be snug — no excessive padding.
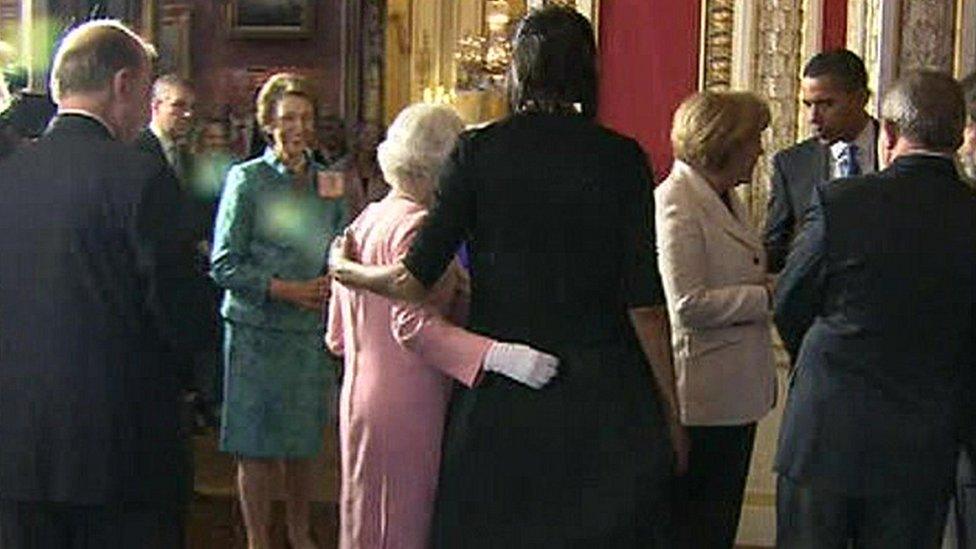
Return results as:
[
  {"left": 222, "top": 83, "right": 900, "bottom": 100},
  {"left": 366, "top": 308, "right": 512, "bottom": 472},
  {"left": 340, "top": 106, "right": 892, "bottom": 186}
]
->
[
  {"left": 228, "top": 0, "right": 314, "bottom": 39},
  {"left": 157, "top": 5, "right": 192, "bottom": 79}
]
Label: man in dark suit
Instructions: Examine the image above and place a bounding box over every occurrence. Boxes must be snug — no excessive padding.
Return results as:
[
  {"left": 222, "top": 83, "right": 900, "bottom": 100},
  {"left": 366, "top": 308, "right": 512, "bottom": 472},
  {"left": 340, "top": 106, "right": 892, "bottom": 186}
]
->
[
  {"left": 773, "top": 70, "right": 976, "bottom": 548},
  {"left": 764, "top": 49, "right": 878, "bottom": 272},
  {"left": 951, "top": 71, "right": 976, "bottom": 549},
  {"left": 137, "top": 75, "right": 222, "bottom": 427},
  {"left": 137, "top": 74, "right": 195, "bottom": 183},
  {"left": 0, "top": 20, "right": 201, "bottom": 547}
]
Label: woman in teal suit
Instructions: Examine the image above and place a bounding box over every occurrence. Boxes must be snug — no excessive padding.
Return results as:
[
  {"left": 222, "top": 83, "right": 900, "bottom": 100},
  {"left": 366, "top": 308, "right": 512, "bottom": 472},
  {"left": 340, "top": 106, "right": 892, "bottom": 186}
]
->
[{"left": 211, "top": 73, "right": 345, "bottom": 549}]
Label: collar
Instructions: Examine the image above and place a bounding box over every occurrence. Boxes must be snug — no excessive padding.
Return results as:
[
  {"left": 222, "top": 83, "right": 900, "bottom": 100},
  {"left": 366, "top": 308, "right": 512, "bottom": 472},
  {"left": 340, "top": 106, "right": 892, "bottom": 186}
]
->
[
  {"left": 149, "top": 121, "right": 176, "bottom": 151},
  {"left": 58, "top": 108, "right": 115, "bottom": 139},
  {"left": 829, "top": 119, "right": 874, "bottom": 160},
  {"left": 261, "top": 146, "right": 320, "bottom": 177},
  {"left": 900, "top": 150, "right": 954, "bottom": 160},
  {"left": 667, "top": 160, "right": 760, "bottom": 250}
]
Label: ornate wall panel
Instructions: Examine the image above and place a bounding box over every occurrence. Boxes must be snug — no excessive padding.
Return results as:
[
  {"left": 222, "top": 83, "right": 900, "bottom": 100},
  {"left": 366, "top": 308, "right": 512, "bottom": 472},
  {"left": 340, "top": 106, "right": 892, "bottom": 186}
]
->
[
  {"left": 343, "top": 0, "right": 385, "bottom": 125},
  {"left": 749, "top": 1, "right": 802, "bottom": 229},
  {"left": 700, "top": 0, "right": 735, "bottom": 90},
  {"left": 899, "top": 0, "right": 956, "bottom": 74},
  {"left": 847, "top": 0, "right": 902, "bottom": 117},
  {"left": 956, "top": 0, "right": 976, "bottom": 77}
]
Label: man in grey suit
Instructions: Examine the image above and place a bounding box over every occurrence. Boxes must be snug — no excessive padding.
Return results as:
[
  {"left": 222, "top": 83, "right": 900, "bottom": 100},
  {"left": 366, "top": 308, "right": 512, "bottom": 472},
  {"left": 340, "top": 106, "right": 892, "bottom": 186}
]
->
[
  {"left": 773, "top": 70, "right": 976, "bottom": 548},
  {"left": 764, "top": 49, "right": 878, "bottom": 272}
]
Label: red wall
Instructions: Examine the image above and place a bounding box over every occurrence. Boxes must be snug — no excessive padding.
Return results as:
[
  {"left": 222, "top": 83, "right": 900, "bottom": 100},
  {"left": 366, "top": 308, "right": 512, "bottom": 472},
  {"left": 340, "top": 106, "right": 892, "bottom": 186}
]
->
[
  {"left": 822, "top": 0, "right": 847, "bottom": 51},
  {"left": 597, "top": 1, "right": 701, "bottom": 182},
  {"left": 165, "top": 0, "right": 344, "bottom": 116}
]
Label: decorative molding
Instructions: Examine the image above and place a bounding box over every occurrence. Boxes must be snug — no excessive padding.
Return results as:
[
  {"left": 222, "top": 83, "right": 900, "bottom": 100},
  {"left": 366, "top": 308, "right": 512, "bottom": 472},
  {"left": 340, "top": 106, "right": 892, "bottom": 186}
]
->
[
  {"left": 899, "top": 0, "right": 955, "bottom": 74},
  {"left": 796, "top": 0, "right": 823, "bottom": 140},
  {"left": 731, "top": 0, "right": 758, "bottom": 90},
  {"left": 341, "top": 0, "right": 385, "bottom": 125},
  {"left": 700, "top": 0, "right": 735, "bottom": 91},
  {"left": 955, "top": 0, "right": 976, "bottom": 77},
  {"left": 747, "top": 0, "right": 802, "bottom": 228},
  {"left": 847, "top": 0, "right": 900, "bottom": 117}
]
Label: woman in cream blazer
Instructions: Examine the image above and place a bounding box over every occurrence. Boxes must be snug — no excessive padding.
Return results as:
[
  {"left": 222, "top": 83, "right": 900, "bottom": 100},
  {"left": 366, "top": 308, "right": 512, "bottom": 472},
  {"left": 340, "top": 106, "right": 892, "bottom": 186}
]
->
[{"left": 655, "top": 91, "right": 776, "bottom": 549}]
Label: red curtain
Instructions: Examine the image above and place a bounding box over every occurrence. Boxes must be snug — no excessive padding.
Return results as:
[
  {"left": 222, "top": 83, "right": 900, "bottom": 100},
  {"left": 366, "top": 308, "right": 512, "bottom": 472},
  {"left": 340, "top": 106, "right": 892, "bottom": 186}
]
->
[
  {"left": 822, "top": 0, "right": 848, "bottom": 51},
  {"left": 596, "top": 0, "right": 701, "bottom": 182}
]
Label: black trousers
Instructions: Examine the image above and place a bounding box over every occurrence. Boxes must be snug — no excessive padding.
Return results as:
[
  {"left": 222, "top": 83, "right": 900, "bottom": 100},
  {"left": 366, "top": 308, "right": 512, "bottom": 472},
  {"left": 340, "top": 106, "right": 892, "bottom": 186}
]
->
[
  {"left": 0, "top": 500, "right": 184, "bottom": 549},
  {"left": 776, "top": 475, "right": 951, "bottom": 549},
  {"left": 956, "top": 447, "right": 976, "bottom": 548},
  {"left": 673, "top": 422, "right": 757, "bottom": 549}
]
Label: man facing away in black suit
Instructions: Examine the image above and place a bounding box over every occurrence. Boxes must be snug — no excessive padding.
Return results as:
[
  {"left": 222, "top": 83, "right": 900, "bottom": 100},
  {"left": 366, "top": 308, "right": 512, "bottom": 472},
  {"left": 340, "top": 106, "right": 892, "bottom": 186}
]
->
[
  {"left": 764, "top": 49, "right": 878, "bottom": 272},
  {"left": 950, "top": 71, "right": 976, "bottom": 549},
  {"left": 773, "top": 70, "right": 976, "bottom": 548},
  {"left": 0, "top": 20, "right": 202, "bottom": 548}
]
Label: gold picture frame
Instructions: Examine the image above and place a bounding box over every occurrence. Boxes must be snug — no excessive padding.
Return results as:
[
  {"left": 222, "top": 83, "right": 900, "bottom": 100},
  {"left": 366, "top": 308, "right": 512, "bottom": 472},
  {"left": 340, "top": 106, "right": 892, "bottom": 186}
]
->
[{"left": 228, "top": 0, "right": 314, "bottom": 39}]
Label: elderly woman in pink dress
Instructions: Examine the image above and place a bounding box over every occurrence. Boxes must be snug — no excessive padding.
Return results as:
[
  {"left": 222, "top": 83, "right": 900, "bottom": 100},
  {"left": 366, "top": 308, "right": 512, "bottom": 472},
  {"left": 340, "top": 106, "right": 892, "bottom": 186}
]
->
[{"left": 325, "top": 103, "right": 558, "bottom": 549}]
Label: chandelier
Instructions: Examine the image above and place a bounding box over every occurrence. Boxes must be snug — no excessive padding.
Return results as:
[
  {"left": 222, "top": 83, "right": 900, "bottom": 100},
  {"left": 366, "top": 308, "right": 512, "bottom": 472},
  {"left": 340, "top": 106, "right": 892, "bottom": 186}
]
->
[{"left": 454, "top": 0, "right": 513, "bottom": 91}]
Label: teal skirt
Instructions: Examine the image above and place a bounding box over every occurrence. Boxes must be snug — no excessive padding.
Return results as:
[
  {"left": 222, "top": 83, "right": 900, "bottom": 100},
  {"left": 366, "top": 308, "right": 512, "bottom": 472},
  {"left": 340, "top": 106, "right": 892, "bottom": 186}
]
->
[{"left": 219, "top": 321, "right": 336, "bottom": 458}]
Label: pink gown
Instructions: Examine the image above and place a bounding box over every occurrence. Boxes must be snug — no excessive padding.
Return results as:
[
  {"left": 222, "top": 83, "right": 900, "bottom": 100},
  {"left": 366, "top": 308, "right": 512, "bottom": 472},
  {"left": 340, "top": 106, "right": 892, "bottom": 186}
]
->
[{"left": 326, "top": 194, "right": 493, "bottom": 549}]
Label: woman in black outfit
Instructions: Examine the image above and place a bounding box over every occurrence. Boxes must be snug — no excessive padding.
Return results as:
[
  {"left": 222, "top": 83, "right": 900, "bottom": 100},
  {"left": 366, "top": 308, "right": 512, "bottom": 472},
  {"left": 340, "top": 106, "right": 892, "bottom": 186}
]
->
[{"left": 330, "top": 7, "right": 685, "bottom": 547}]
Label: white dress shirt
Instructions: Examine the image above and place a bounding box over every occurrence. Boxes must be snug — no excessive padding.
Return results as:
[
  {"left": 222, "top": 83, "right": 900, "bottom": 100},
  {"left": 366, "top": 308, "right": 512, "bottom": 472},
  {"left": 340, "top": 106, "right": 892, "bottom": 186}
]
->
[{"left": 829, "top": 119, "right": 876, "bottom": 179}]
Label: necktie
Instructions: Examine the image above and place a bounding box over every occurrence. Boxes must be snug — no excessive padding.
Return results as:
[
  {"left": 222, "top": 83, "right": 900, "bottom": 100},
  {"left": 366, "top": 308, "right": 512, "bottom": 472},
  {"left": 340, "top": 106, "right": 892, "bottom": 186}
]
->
[
  {"left": 167, "top": 143, "right": 186, "bottom": 182},
  {"left": 839, "top": 143, "right": 861, "bottom": 177}
]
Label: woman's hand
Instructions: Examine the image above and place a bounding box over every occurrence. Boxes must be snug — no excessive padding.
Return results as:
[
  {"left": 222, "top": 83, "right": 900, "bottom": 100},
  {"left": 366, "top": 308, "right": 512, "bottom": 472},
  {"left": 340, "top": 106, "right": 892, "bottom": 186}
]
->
[
  {"left": 328, "top": 231, "right": 357, "bottom": 276},
  {"left": 269, "top": 276, "right": 329, "bottom": 310}
]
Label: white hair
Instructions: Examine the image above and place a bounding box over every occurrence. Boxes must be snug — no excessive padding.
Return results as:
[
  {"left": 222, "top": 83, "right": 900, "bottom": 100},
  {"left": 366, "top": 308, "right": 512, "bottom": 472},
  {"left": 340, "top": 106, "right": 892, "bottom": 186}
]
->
[{"left": 376, "top": 103, "right": 465, "bottom": 200}]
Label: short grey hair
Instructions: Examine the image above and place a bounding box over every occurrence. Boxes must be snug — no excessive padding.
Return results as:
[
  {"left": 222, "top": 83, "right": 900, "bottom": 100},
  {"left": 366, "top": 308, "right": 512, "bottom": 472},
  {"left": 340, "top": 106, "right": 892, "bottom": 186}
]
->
[
  {"left": 882, "top": 70, "right": 965, "bottom": 151},
  {"left": 376, "top": 104, "right": 465, "bottom": 198},
  {"left": 152, "top": 73, "right": 193, "bottom": 101},
  {"left": 50, "top": 20, "right": 155, "bottom": 103}
]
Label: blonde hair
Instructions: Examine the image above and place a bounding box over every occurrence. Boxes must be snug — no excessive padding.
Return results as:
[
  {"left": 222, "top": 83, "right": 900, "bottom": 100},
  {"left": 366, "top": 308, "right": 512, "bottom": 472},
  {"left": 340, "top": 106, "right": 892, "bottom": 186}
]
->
[
  {"left": 671, "top": 91, "right": 770, "bottom": 173},
  {"left": 377, "top": 103, "right": 465, "bottom": 198},
  {"left": 255, "top": 73, "right": 317, "bottom": 135},
  {"left": 50, "top": 19, "right": 155, "bottom": 103}
]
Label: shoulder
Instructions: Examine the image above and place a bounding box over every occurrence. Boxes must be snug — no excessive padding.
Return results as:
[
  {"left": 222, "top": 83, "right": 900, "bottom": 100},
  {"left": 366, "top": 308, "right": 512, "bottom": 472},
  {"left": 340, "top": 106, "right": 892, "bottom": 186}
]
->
[
  {"left": 134, "top": 128, "right": 159, "bottom": 150},
  {"left": 655, "top": 167, "right": 696, "bottom": 208},
  {"left": 818, "top": 172, "right": 880, "bottom": 207},
  {"left": 231, "top": 156, "right": 272, "bottom": 176},
  {"left": 772, "top": 138, "right": 821, "bottom": 167},
  {"left": 224, "top": 157, "right": 273, "bottom": 189},
  {"left": 655, "top": 168, "right": 681, "bottom": 198}
]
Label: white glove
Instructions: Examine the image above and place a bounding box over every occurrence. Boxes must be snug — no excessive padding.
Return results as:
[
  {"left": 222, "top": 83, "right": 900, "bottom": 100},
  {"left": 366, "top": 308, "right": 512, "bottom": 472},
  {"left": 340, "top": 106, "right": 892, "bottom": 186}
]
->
[{"left": 483, "top": 342, "right": 559, "bottom": 389}]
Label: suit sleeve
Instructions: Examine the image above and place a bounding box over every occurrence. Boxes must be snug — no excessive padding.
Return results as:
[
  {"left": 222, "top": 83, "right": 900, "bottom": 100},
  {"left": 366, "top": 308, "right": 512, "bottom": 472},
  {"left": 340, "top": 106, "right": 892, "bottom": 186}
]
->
[
  {"left": 655, "top": 183, "right": 769, "bottom": 329},
  {"left": 132, "top": 161, "right": 207, "bottom": 353},
  {"left": 623, "top": 142, "right": 666, "bottom": 308},
  {"left": 764, "top": 153, "right": 794, "bottom": 273},
  {"left": 391, "top": 214, "right": 492, "bottom": 388},
  {"left": 773, "top": 181, "right": 828, "bottom": 359},
  {"left": 210, "top": 165, "right": 272, "bottom": 301}
]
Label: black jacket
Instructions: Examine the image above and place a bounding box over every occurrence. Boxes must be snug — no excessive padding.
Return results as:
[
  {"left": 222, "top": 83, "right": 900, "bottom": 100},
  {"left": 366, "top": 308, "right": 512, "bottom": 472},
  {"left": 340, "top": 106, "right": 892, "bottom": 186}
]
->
[
  {"left": 774, "top": 154, "right": 976, "bottom": 495},
  {"left": 0, "top": 114, "right": 201, "bottom": 504}
]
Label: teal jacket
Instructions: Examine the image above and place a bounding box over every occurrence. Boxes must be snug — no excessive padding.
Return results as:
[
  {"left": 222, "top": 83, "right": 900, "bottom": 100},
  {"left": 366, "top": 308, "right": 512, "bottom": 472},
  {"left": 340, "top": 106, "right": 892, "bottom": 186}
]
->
[{"left": 211, "top": 148, "right": 347, "bottom": 332}]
